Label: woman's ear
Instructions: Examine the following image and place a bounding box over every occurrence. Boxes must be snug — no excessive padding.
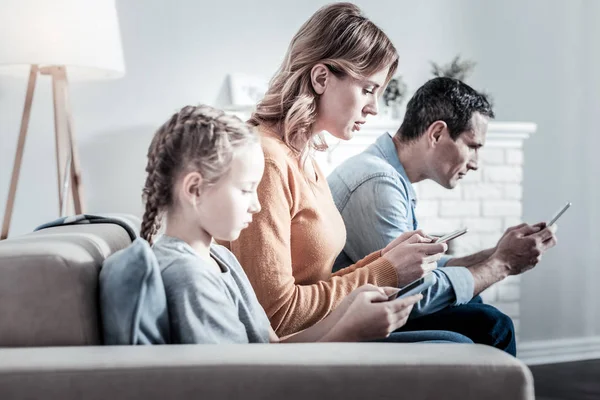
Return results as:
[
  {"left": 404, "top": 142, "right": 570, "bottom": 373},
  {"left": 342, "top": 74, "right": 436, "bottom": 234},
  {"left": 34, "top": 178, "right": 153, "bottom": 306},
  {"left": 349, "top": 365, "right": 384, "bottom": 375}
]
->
[
  {"left": 310, "top": 63, "right": 330, "bottom": 95},
  {"left": 426, "top": 120, "right": 448, "bottom": 147},
  {"left": 181, "top": 171, "right": 204, "bottom": 206}
]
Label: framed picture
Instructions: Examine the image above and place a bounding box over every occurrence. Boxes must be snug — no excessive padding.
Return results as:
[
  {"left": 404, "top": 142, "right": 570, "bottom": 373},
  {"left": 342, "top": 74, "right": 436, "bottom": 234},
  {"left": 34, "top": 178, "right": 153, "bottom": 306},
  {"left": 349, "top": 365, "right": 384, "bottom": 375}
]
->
[{"left": 227, "top": 73, "right": 269, "bottom": 110}]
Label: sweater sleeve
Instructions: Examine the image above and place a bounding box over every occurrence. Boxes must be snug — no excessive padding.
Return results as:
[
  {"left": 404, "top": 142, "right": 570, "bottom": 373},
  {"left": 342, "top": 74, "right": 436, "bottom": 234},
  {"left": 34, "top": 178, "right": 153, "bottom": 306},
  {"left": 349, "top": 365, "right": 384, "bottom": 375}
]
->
[{"left": 226, "top": 159, "right": 398, "bottom": 337}]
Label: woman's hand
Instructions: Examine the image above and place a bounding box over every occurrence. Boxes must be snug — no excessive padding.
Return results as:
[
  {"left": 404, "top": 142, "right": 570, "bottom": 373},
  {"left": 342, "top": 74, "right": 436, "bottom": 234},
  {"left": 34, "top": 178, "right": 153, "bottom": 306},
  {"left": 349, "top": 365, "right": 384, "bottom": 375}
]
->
[
  {"left": 381, "top": 231, "right": 448, "bottom": 286},
  {"left": 323, "top": 285, "right": 422, "bottom": 342}
]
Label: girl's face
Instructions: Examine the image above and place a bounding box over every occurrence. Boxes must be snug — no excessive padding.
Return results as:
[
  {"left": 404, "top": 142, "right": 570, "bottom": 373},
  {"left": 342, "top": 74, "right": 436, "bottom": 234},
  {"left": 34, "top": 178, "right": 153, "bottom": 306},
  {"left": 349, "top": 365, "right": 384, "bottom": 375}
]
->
[
  {"left": 186, "top": 143, "right": 265, "bottom": 242},
  {"left": 314, "top": 66, "right": 390, "bottom": 141}
]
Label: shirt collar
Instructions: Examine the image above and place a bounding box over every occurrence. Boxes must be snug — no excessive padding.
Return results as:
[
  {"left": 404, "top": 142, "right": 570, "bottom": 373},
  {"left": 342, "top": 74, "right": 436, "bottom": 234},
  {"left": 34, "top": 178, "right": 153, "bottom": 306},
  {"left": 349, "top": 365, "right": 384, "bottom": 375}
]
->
[{"left": 374, "top": 132, "right": 418, "bottom": 203}]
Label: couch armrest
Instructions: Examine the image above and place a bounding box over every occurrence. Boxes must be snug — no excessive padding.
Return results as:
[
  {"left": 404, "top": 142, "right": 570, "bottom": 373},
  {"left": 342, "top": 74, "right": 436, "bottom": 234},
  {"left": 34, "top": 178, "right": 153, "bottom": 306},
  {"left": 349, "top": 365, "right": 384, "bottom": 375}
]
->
[{"left": 0, "top": 343, "right": 533, "bottom": 400}]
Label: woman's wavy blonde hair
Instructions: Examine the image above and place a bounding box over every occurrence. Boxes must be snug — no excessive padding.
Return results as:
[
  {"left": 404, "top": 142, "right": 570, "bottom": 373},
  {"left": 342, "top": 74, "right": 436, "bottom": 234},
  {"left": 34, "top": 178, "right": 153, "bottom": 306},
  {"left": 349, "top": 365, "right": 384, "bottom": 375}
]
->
[{"left": 249, "top": 2, "right": 398, "bottom": 155}]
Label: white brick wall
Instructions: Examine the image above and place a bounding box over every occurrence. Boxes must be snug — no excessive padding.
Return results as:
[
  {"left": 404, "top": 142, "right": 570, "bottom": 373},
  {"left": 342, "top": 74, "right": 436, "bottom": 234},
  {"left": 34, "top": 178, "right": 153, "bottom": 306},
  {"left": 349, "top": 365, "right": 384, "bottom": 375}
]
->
[
  {"left": 479, "top": 233, "right": 502, "bottom": 249},
  {"left": 462, "top": 218, "right": 503, "bottom": 233},
  {"left": 418, "top": 180, "right": 462, "bottom": 200},
  {"left": 418, "top": 217, "right": 461, "bottom": 234},
  {"left": 483, "top": 201, "right": 522, "bottom": 217},
  {"left": 484, "top": 166, "right": 523, "bottom": 183},
  {"left": 506, "top": 149, "right": 524, "bottom": 165},
  {"left": 463, "top": 183, "right": 503, "bottom": 200},
  {"left": 504, "top": 217, "right": 523, "bottom": 230},
  {"left": 504, "top": 184, "right": 523, "bottom": 200},
  {"left": 438, "top": 200, "right": 481, "bottom": 217},
  {"left": 416, "top": 200, "right": 439, "bottom": 218},
  {"left": 480, "top": 148, "right": 505, "bottom": 165},
  {"left": 452, "top": 235, "right": 482, "bottom": 256},
  {"left": 498, "top": 284, "right": 520, "bottom": 302}
]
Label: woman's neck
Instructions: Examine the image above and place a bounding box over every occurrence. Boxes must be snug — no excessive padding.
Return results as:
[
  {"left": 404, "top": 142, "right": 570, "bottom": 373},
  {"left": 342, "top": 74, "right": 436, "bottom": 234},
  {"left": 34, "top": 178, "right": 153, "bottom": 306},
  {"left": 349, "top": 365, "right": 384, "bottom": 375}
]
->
[
  {"left": 164, "top": 208, "right": 212, "bottom": 259},
  {"left": 262, "top": 122, "right": 312, "bottom": 154}
]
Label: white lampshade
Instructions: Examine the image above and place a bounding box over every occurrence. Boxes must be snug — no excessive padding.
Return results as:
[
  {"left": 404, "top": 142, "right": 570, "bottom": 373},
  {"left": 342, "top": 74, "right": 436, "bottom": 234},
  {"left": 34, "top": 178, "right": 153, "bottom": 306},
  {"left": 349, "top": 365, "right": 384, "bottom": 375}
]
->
[{"left": 0, "top": 0, "right": 126, "bottom": 80}]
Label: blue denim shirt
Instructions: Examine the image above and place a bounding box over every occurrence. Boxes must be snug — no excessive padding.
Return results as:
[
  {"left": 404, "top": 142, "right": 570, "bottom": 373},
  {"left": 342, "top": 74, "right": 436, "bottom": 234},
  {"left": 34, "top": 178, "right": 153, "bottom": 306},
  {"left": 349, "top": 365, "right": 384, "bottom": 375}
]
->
[{"left": 327, "top": 133, "right": 475, "bottom": 317}]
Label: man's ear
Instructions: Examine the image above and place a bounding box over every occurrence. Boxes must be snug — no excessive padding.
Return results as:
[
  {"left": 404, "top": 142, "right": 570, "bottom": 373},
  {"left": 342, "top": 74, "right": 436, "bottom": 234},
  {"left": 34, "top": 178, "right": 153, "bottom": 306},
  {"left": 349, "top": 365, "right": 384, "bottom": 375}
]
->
[
  {"left": 181, "top": 171, "right": 204, "bottom": 206},
  {"left": 426, "top": 120, "right": 448, "bottom": 147},
  {"left": 310, "top": 63, "right": 330, "bottom": 95}
]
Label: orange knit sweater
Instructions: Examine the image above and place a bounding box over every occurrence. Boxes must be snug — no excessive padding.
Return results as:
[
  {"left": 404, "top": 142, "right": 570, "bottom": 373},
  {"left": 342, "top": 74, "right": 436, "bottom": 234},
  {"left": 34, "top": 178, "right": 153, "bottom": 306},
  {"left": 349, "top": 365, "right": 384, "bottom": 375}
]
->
[{"left": 220, "top": 129, "right": 398, "bottom": 336}]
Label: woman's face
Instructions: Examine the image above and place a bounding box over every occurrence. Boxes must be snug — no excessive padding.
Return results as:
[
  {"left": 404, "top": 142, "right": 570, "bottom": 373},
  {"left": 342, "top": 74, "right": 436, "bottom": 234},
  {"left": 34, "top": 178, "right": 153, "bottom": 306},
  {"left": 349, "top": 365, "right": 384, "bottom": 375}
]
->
[{"left": 314, "top": 66, "right": 390, "bottom": 141}]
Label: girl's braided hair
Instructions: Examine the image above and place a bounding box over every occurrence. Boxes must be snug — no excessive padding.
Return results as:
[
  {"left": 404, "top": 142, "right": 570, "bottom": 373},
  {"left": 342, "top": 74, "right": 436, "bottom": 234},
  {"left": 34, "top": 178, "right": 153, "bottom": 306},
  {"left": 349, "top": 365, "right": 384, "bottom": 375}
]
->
[{"left": 141, "top": 105, "right": 258, "bottom": 244}]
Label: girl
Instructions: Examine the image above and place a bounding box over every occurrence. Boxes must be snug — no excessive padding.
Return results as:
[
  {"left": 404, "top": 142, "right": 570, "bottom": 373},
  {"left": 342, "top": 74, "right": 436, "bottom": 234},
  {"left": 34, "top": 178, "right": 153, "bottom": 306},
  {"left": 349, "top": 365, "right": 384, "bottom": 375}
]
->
[{"left": 140, "top": 104, "right": 425, "bottom": 343}]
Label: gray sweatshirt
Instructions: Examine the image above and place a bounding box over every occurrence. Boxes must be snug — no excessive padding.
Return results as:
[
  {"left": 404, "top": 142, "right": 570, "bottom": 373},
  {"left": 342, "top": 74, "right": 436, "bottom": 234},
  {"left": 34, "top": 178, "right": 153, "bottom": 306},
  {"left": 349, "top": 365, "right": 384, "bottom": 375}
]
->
[{"left": 153, "top": 235, "right": 270, "bottom": 344}]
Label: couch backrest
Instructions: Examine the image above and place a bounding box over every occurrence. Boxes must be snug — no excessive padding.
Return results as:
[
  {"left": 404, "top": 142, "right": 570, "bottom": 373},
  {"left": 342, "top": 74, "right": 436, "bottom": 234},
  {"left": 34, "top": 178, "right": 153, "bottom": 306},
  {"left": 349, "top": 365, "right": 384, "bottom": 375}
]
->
[{"left": 0, "top": 219, "right": 136, "bottom": 347}]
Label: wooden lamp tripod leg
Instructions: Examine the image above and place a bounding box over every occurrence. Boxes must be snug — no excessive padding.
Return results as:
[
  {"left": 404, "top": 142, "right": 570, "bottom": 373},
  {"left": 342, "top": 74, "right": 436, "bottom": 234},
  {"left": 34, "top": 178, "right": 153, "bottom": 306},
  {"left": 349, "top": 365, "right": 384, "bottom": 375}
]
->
[
  {"left": 50, "top": 66, "right": 85, "bottom": 216},
  {"left": 1, "top": 66, "right": 38, "bottom": 240},
  {"left": 61, "top": 70, "right": 85, "bottom": 214}
]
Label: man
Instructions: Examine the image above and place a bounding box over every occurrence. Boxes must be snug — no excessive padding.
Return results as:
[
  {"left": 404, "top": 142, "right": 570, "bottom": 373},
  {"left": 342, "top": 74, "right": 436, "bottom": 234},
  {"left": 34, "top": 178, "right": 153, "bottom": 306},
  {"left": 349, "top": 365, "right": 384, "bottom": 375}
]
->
[{"left": 327, "top": 77, "right": 557, "bottom": 355}]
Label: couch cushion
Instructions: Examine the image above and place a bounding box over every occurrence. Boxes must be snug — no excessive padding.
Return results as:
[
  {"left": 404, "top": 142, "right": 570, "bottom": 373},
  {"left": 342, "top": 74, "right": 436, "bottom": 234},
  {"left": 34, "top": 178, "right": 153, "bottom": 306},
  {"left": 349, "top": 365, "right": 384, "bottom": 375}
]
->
[
  {"left": 0, "top": 222, "right": 134, "bottom": 347},
  {"left": 0, "top": 344, "right": 535, "bottom": 400}
]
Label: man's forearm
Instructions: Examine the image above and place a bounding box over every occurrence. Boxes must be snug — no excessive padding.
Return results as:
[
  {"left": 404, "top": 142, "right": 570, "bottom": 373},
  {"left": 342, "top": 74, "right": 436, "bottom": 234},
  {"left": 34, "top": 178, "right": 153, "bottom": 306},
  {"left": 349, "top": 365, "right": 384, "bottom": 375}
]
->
[
  {"left": 446, "top": 247, "right": 495, "bottom": 267},
  {"left": 467, "top": 256, "right": 510, "bottom": 295}
]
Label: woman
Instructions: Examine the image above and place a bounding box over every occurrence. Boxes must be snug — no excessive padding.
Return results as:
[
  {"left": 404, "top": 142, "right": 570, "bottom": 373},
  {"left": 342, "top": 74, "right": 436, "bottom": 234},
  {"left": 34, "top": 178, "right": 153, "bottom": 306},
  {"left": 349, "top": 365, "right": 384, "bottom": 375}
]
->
[{"left": 221, "top": 3, "right": 462, "bottom": 341}]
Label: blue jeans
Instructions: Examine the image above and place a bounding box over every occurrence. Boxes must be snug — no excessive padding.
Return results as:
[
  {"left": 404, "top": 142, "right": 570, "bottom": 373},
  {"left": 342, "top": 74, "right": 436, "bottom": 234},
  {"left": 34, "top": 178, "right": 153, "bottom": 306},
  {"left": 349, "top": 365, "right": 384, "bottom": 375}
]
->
[
  {"left": 396, "top": 296, "right": 517, "bottom": 356},
  {"left": 372, "top": 330, "right": 473, "bottom": 344}
]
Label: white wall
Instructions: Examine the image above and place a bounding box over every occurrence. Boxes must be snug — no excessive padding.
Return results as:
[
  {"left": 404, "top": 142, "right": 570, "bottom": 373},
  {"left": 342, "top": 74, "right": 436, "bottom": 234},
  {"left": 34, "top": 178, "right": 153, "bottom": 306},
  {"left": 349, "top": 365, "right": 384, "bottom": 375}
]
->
[
  {"left": 463, "top": 0, "right": 600, "bottom": 342},
  {"left": 0, "top": 0, "right": 597, "bottom": 342}
]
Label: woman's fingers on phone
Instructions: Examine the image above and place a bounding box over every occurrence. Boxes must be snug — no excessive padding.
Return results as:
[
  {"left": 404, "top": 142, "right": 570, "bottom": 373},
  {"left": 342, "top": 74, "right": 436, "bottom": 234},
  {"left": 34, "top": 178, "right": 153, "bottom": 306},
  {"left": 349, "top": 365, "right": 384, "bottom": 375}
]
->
[
  {"left": 417, "top": 242, "right": 447, "bottom": 255},
  {"left": 398, "top": 230, "right": 425, "bottom": 243},
  {"left": 384, "top": 230, "right": 427, "bottom": 254},
  {"left": 360, "top": 290, "right": 388, "bottom": 303},
  {"left": 390, "top": 305, "right": 414, "bottom": 328},
  {"left": 380, "top": 286, "right": 400, "bottom": 296},
  {"left": 390, "top": 294, "right": 422, "bottom": 310},
  {"left": 406, "top": 233, "right": 432, "bottom": 244},
  {"left": 423, "top": 252, "right": 444, "bottom": 263}
]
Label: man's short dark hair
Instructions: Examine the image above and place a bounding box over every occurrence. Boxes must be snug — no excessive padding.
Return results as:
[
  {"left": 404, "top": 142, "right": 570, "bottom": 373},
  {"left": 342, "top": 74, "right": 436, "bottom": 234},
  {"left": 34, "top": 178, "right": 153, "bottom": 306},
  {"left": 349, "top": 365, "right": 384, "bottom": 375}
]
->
[{"left": 396, "top": 77, "right": 495, "bottom": 142}]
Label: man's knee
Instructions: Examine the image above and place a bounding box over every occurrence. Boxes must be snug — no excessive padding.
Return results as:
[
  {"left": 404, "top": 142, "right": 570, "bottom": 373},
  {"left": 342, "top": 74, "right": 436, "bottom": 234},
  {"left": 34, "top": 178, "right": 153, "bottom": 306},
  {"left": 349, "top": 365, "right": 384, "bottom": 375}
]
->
[{"left": 471, "top": 304, "right": 515, "bottom": 343}]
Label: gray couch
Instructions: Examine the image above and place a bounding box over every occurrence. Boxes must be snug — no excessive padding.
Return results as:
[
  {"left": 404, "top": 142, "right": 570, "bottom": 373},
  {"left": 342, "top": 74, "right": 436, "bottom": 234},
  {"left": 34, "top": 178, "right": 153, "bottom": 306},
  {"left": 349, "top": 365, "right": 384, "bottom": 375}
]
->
[{"left": 0, "top": 219, "right": 535, "bottom": 399}]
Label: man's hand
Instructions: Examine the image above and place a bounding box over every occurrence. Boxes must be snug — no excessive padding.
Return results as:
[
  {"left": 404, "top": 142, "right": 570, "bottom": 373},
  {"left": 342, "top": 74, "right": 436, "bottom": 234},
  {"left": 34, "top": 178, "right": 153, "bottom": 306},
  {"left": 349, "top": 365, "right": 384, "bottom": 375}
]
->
[{"left": 492, "top": 223, "right": 558, "bottom": 275}]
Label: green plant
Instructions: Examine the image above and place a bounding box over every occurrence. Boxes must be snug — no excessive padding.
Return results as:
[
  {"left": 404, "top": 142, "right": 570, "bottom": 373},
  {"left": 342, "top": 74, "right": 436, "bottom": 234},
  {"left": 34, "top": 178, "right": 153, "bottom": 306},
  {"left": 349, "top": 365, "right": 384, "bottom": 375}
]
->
[{"left": 430, "top": 55, "right": 476, "bottom": 81}]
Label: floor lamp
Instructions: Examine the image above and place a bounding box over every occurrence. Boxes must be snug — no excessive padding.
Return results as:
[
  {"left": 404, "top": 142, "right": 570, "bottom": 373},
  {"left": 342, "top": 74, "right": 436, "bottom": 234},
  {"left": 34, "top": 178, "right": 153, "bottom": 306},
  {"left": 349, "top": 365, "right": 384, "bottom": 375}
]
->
[{"left": 0, "top": 0, "right": 126, "bottom": 240}]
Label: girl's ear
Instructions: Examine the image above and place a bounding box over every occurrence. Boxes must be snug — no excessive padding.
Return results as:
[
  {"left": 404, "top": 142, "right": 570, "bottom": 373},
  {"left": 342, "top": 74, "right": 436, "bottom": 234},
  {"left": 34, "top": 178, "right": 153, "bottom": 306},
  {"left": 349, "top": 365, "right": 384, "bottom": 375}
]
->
[{"left": 180, "top": 171, "right": 204, "bottom": 206}]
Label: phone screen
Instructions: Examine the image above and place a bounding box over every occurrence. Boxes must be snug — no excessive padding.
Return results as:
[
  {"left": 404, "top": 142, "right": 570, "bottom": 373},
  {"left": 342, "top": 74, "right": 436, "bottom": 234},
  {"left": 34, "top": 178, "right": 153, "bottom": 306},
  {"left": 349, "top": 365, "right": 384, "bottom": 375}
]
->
[
  {"left": 387, "top": 277, "right": 425, "bottom": 301},
  {"left": 435, "top": 228, "right": 468, "bottom": 244}
]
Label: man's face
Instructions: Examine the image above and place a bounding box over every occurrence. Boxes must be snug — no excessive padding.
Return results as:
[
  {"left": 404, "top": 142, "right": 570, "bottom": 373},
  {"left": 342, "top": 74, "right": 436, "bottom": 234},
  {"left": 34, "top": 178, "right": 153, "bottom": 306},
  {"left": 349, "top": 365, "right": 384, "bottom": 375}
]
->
[{"left": 430, "top": 113, "right": 488, "bottom": 189}]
